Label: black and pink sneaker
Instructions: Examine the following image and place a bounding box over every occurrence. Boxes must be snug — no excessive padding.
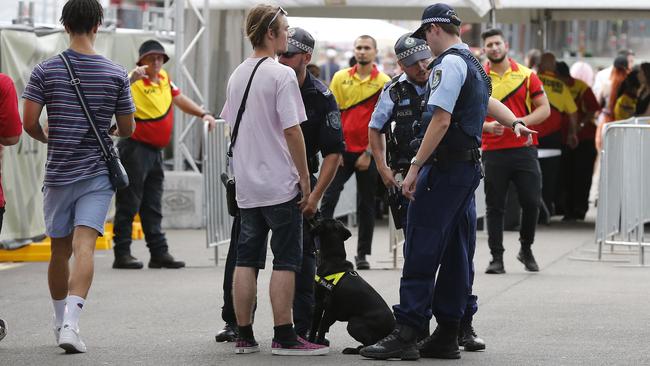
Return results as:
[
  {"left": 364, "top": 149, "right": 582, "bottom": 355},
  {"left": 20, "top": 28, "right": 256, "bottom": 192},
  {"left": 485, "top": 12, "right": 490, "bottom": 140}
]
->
[
  {"left": 235, "top": 338, "right": 259, "bottom": 354},
  {"left": 271, "top": 336, "right": 329, "bottom": 356}
]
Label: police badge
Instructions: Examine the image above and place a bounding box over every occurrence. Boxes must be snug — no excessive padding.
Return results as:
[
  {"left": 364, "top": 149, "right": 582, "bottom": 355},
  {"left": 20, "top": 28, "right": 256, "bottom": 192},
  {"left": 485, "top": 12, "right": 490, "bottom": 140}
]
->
[
  {"left": 326, "top": 111, "right": 341, "bottom": 130},
  {"left": 431, "top": 69, "right": 442, "bottom": 91}
]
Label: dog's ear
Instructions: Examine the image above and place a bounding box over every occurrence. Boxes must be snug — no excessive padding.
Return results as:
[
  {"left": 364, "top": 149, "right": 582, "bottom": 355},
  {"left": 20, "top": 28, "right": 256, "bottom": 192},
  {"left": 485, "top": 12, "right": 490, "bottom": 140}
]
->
[{"left": 337, "top": 221, "right": 352, "bottom": 241}]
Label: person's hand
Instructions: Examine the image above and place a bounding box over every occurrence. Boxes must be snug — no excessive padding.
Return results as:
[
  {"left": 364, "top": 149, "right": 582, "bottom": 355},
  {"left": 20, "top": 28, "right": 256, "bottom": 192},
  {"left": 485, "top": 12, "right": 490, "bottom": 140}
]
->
[
  {"left": 129, "top": 65, "right": 149, "bottom": 84},
  {"left": 513, "top": 123, "right": 537, "bottom": 146},
  {"left": 402, "top": 164, "right": 420, "bottom": 201},
  {"left": 378, "top": 165, "right": 398, "bottom": 188},
  {"left": 203, "top": 114, "right": 217, "bottom": 131},
  {"left": 355, "top": 152, "right": 371, "bottom": 171},
  {"left": 297, "top": 176, "right": 311, "bottom": 211},
  {"left": 302, "top": 193, "right": 319, "bottom": 218},
  {"left": 484, "top": 121, "right": 505, "bottom": 135},
  {"left": 567, "top": 132, "right": 579, "bottom": 149}
]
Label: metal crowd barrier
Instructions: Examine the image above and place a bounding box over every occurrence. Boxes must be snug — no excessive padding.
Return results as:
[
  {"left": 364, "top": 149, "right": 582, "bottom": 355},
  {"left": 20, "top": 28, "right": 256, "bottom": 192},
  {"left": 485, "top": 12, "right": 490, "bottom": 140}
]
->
[
  {"left": 594, "top": 117, "right": 650, "bottom": 267},
  {"left": 203, "top": 120, "right": 233, "bottom": 265}
]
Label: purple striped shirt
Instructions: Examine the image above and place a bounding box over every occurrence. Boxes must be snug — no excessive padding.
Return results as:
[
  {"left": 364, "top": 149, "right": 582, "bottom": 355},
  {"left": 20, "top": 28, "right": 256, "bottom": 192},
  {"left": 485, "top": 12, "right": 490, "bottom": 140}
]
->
[{"left": 22, "top": 49, "right": 135, "bottom": 186}]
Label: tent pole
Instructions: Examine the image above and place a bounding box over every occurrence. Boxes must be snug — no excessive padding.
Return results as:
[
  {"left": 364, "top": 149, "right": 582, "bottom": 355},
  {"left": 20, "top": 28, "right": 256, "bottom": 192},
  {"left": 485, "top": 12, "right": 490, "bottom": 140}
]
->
[
  {"left": 489, "top": 0, "right": 496, "bottom": 28},
  {"left": 542, "top": 10, "right": 550, "bottom": 50}
]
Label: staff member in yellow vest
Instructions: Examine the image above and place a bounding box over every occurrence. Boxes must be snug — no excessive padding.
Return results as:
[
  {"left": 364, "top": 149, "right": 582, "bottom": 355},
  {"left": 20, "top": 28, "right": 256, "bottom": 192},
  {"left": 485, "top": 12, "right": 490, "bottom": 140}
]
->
[
  {"left": 534, "top": 53, "right": 578, "bottom": 225},
  {"left": 112, "top": 40, "right": 216, "bottom": 269}
]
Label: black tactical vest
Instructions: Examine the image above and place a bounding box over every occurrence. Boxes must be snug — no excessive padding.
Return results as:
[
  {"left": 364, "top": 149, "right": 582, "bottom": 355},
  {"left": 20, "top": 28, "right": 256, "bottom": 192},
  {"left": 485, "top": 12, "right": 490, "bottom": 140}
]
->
[{"left": 385, "top": 76, "right": 425, "bottom": 171}]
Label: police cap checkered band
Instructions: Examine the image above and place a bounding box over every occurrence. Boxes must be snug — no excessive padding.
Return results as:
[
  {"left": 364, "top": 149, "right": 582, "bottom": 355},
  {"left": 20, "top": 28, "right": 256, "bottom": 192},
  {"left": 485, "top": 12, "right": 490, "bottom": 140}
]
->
[
  {"left": 397, "top": 44, "right": 429, "bottom": 61},
  {"left": 422, "top": 17, "right": 455, "bottom": 25},
  {"left": 288, "top": 38, "right": 313, "bottom": 54},
  {"left": 287, "top": 27, "right": 315, "bottom": 54}
]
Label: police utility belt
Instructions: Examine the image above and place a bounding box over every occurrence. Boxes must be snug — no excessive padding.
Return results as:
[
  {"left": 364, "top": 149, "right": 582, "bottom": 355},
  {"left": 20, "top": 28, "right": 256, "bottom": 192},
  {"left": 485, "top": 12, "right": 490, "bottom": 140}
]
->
[{"left": 424, "top": 145, "right": 481, "bottom": 167}]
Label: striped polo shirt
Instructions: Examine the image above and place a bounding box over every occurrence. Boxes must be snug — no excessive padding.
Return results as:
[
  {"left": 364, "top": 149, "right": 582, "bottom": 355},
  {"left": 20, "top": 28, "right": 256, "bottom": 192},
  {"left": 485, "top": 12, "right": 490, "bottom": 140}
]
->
[
  {"left": 23, "top": 49, "right": 135, "bottom": 187},
  {"left": 482, "top": 59, "right": 545, "bottom": 151},
  {"left": 330, "top": 64, "right": 390, "bottom": 152}
]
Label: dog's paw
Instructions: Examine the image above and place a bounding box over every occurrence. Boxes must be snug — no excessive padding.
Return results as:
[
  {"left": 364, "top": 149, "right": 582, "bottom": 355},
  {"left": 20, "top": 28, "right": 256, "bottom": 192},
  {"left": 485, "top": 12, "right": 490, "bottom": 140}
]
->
[{"left": 342, "top": 346, "right": 362, "bottom": 355}]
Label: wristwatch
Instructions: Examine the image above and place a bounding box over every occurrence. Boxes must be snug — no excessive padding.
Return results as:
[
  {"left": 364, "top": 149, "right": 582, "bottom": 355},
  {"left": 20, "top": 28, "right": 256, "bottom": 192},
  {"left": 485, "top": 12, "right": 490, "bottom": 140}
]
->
[
  {"left": 511, "top": 120, "right": 526, "bottom": 130},
  {"left": 410, "top": 157, "right": 422, "bottom": 168},
  {"left": 201, "top": 111, "right": 214, "bottom": 119}
]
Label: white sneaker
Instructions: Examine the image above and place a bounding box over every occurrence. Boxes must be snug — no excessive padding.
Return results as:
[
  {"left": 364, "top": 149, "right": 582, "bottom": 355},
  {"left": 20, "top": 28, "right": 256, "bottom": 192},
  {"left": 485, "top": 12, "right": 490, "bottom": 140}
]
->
[{"left": 58, "top": 325, "right": 87, "bottom": 353}]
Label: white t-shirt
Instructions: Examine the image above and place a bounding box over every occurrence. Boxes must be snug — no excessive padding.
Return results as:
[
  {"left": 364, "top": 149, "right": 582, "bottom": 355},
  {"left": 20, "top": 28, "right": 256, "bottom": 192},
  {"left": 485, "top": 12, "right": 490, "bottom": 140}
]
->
[
  {"left": 220, "top": 57, "right": 307, "bottom": 208},
  {"left": 593, "top": 66, "right": 612, "bottom": 106}
]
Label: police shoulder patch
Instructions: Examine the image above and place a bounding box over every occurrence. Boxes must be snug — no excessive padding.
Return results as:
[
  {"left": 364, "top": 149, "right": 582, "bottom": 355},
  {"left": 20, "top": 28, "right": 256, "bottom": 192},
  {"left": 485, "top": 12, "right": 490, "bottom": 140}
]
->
[
  {"left": 326, "top": 110, "right": 341, "bottom": 130},
  {"left": 431, "top": 69, "right": 442, "bottom": 91}
]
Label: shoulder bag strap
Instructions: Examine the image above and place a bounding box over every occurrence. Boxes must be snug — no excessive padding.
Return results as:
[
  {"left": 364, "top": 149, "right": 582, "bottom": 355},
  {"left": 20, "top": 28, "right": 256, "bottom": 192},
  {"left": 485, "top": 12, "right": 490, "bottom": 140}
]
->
[
  {"left": 227, "top": 56, "right": 268, "bottom": 157},
  {"left": 59, "top": 52, "right": 111, "bottom": 161}
]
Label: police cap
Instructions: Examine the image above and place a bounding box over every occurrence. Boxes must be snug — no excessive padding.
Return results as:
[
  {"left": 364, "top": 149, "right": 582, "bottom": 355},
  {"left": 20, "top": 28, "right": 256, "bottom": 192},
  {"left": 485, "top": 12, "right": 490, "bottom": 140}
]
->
[
  {"left": 394, "top": 33, "right": 432, "bottom": 67},
  {"left": 287, "top": 27, "right": 315, "bottom": 54},
  {"left": 412, "top": 3, "right": 462, "bottom": 40}
]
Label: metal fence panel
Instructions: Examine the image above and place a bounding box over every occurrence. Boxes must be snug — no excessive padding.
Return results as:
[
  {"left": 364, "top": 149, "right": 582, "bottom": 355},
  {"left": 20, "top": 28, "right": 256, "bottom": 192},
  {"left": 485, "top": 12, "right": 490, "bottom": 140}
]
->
[
  {"left": 203, "top": 120, "right": 233, "bottom": 249},
  {"left": 595, "top": 117, "right": 650, "bottom": 265}
]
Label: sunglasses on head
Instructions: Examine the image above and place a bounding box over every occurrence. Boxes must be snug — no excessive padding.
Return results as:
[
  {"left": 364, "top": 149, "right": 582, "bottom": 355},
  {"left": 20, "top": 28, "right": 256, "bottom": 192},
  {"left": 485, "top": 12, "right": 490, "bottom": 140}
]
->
[{"left": 268, "top": 6, "right": 288, "bottom": 29}]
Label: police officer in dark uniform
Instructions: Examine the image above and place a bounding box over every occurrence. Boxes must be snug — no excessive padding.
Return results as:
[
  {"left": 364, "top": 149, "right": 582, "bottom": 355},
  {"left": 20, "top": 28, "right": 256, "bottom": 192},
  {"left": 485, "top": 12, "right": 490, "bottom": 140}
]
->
[
  {"left": 361, "top": 4, "right": 536, "bottom": 361},
  {"left": 215, "top": 27, "right": 344, "bottom": 342},
  {"left": 368, "top": 32, "right": 486, "bottom": 353}
]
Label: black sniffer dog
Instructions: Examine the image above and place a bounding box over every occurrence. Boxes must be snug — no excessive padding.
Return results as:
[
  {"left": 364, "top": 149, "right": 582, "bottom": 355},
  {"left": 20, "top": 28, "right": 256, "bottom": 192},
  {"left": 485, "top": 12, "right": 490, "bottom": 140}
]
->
[{"left": 309, "top": 218, "right": 395, "bottom": 353}]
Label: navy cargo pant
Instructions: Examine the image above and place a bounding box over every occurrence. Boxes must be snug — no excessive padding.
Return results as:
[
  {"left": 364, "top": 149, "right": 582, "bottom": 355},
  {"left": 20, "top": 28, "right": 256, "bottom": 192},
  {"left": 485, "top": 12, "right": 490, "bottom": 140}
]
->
[
  {"left": 393, "top": 162, "right": 481, "bottom": 328},
  {"left": 395, "top": 192, "right": 479, "bottom": 324}
]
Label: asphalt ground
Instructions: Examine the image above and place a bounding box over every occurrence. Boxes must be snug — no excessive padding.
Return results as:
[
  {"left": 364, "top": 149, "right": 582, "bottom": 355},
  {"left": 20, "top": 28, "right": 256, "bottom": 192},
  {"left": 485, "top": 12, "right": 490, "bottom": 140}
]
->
[{"left": 1, "top": 212, "right": 650, "bottom": 365}]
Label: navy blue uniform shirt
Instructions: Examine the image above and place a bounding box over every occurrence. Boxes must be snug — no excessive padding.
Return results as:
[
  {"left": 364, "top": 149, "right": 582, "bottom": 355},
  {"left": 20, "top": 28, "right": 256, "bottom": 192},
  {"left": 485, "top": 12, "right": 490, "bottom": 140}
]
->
[{"left": 300, "top": 71, "right": 345, "bottom": 172}]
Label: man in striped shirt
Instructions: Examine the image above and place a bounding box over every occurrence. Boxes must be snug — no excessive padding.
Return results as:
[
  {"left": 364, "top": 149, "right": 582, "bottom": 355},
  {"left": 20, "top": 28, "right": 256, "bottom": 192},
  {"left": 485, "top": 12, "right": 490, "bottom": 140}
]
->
[{"left": 22, "top": 0, "right": 135, "bottom": 354}]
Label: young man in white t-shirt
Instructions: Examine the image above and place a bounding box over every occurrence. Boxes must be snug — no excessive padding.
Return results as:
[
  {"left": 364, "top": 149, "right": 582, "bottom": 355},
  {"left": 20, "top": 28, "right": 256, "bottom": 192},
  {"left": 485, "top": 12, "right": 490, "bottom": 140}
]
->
[{"left": 219, "top": 4, "right": 328, "bottom": 356}]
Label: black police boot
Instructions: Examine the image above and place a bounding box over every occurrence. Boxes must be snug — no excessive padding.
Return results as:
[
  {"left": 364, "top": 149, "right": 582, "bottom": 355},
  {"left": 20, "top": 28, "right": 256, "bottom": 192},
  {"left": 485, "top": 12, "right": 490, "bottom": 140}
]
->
[
  {"left": 215, "top": 323, "right": 238, "bottom": 342},
  {"left": 360, "top": 324, "right": 420, "bottom": 360},
  {"left": 517, "top": 247, "right": 539, "bottom": 272},
  {"left": 149, "top": 252, "right": 186, "bottom": 269},
  {"left": 112, "top": 254, "right": 144, "bottom": 269},
  {"left": 458, "top": 318, "right": 485, "bottom": 351},
  {"left": 418, "top": 321, "right": 461, "bottom": 359},
  {"left": 485, "top": 256, "right": 505, "bottom": 274}
]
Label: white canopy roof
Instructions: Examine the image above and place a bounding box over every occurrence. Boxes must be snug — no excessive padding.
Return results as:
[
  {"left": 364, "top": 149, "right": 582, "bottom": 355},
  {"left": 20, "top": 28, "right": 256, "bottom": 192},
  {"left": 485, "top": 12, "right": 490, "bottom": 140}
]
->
[{"left": 192, "top": 0, "right": 650, "bottom": 22}]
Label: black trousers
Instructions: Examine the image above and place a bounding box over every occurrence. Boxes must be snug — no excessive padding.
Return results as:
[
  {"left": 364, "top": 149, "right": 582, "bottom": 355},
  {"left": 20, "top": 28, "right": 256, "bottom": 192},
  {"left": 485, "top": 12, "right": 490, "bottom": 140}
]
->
[
  {"left": 220, "top": 214, "right": 317, "bottom": 336},
  {"left": 113, "top": 138, "right": 168, "bottom": 257},
  {"left": 320, "top": 151, "right": 377, "bottom": 256},
  {"left": 557, "top": 140, "right": 597, "bottom": 219},
  {"left": 483, "top": 147, "right": 542, "bottom": 257}
]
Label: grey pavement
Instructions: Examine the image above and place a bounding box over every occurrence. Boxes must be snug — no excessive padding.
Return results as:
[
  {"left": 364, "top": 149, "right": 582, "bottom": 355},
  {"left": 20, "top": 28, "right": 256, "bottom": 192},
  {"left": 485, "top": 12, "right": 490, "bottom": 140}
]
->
[{"left": 1, "top": 211, "right": 650, "bottom": 365}]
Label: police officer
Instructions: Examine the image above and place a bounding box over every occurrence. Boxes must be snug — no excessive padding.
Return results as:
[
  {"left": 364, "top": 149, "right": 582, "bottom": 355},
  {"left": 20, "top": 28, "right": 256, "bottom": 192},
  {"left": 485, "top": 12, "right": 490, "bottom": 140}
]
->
[
  {"left": 361, "top": 4, "right": 536, "bottom": 361},
  {"left": 214, "top": 27, "right": 344, "bottom": 342},
  {"left": 368, "top": 32, "right": 485, "bottom": 352}
]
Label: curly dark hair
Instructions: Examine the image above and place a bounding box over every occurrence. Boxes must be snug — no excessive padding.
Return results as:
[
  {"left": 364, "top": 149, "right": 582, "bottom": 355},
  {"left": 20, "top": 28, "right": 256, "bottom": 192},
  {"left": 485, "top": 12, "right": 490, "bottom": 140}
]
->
[{"left": 60, "top": 0, "right": 103, "bottom": 35}]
